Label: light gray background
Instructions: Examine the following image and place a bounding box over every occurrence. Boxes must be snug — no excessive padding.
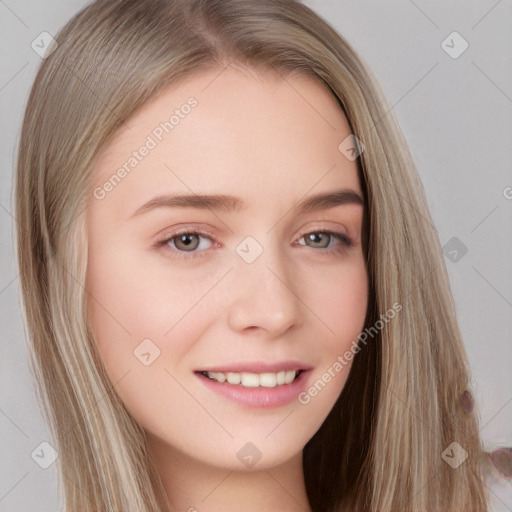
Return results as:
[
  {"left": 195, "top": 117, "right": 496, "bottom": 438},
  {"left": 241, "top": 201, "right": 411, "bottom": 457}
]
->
[{"left": 1, "top": 0, "right": 511, "bottom": 510}]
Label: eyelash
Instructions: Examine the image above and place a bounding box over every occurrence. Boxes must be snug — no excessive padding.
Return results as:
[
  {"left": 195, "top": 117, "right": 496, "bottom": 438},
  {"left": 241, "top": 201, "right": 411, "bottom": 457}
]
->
[{"left": 155, "top": 228, "right": 353, "bottom": 261}]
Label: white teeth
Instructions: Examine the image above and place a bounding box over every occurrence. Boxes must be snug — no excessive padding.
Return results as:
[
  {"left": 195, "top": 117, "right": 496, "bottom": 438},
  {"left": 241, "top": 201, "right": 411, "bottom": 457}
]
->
[
  {"left": 241, "top": 373, "right": 260, "bottom": 387},
  {"left": 210, "top": 372, "right": 225, "bottom": 383},
  {"left": 205, "top": 370, "right": 299, "bottom": 387},
  {"left": 284, "top": 370, "right": 296, "bottom": 384},
  {"left": 226, "top": 372, "right": 241, "bottom": 385},
  {"left": 259, "top": 373, "right": 277, "bottom": 387}
]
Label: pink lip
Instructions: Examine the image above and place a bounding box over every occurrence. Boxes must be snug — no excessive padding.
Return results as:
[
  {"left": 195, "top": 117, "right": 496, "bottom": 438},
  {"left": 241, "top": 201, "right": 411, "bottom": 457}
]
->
[
  {"left": 196, "top": 361, "right": 312, "bottom": 373},
  {"left": 195, "top": 368, "right": 312, "bottom": 408}
]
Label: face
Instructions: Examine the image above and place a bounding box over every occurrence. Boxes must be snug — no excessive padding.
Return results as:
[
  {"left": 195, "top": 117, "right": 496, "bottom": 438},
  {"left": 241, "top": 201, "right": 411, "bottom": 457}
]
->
[{"left": 86, "top": 64, "right": 368, "bottom": 473}]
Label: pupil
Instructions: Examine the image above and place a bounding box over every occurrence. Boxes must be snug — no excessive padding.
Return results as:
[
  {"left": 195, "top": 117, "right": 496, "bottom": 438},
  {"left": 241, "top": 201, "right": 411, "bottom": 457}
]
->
[
  {"left": 309, "top": 233, "right": 325, "bottom": 246},
  {"left": 177, "top": 234, "right": 198, "bottom": 250}
]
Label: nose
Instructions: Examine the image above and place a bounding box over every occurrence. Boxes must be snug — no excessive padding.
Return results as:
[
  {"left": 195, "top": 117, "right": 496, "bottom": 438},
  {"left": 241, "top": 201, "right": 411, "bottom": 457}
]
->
[{"left": 226, "top": 240, "right": 304, "bottom": 337}]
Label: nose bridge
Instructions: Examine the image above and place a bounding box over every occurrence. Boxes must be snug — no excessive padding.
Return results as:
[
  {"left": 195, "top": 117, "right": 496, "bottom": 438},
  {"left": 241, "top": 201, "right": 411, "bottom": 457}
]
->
[{"left": 226, "top": 234, "right": 303, "bottom": 335}]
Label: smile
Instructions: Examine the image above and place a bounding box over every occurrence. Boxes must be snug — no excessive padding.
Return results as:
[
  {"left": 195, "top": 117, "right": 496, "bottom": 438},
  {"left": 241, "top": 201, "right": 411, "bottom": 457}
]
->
[
  {"left": 200, "top": 370, "right": 301, "bottom": 387},
  {"left": 195, "top": 365, "right": 311, "bottom": 408}
]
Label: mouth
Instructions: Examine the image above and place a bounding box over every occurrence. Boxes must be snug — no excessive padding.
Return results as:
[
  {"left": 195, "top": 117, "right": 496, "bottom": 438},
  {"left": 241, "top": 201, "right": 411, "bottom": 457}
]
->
[
  {"left": 197, "top": 369, "right": 304, "bottom": 388},
  {"left": 194, "top": 365, "right": 311, "bottom": 408}
]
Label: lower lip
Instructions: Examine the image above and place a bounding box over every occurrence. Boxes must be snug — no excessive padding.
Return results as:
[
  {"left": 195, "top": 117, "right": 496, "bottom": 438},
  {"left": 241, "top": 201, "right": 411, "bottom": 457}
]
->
[{"left": 195, "top": 371, "right": 310, "bottom": 408}]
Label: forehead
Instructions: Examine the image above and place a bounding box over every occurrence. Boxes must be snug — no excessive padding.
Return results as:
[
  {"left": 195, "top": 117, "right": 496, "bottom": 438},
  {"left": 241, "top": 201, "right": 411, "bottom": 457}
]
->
[{"left": 89, "top": 65, "right": 362, "bottom": 218}]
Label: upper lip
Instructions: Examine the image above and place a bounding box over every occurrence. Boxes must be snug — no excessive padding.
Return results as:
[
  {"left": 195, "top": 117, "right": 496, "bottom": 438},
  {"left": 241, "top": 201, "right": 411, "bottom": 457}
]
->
[{"left": 195, "top": 361, "right": 312, "bottom": 373}]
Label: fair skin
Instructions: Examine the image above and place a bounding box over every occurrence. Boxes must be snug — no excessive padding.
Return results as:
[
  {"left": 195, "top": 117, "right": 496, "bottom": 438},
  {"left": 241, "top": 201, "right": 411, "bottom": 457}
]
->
[{"left": 86, "top": 64, "right": 368, "bottom": 512}]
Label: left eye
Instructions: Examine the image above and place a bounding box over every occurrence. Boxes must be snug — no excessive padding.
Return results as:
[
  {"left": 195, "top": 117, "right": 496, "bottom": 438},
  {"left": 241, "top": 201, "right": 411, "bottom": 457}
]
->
[
  {"left": 157, "top": 229, "right": 352, "bottom": 259},
  {"left": 297, "top": 231, "right": 352, "bottom": 250}
]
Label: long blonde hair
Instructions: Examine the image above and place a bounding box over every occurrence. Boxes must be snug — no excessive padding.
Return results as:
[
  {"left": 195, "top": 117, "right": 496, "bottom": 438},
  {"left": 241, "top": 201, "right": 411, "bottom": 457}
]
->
[{"left": 15, "top": 0, "right": 490, "bottom": 510}]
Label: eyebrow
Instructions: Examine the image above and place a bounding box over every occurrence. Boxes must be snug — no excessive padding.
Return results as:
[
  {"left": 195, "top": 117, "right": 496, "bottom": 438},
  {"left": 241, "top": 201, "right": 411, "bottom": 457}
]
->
[{"left": 131, "top": 188, "right": 364, "bottom": 218}]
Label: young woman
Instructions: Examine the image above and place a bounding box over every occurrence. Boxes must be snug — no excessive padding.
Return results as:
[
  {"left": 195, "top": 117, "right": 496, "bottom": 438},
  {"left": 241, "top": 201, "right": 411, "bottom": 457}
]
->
[{"left": 15, "top": 0, "right": 494, "bottom": 510}]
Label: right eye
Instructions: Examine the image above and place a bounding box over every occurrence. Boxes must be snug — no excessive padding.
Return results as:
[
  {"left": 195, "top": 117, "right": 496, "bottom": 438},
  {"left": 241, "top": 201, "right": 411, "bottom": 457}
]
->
[{"left": 156, "top": 229, "right": 218, "bottom": 260}]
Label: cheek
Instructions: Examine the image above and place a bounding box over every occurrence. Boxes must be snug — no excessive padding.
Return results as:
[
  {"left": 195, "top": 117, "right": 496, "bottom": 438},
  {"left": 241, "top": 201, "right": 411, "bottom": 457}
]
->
[
  {"left": 85, "top": 244, "right": 218, "bottom": 379},
  {"left": 310, "top": 259, "right": 368, "bottom": 348},
  {"left": 293, "top": 261, "right": 368, "bottom": 424},
  {"left": 85, "top": 251, "right": 211, "bottom": 429}
]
